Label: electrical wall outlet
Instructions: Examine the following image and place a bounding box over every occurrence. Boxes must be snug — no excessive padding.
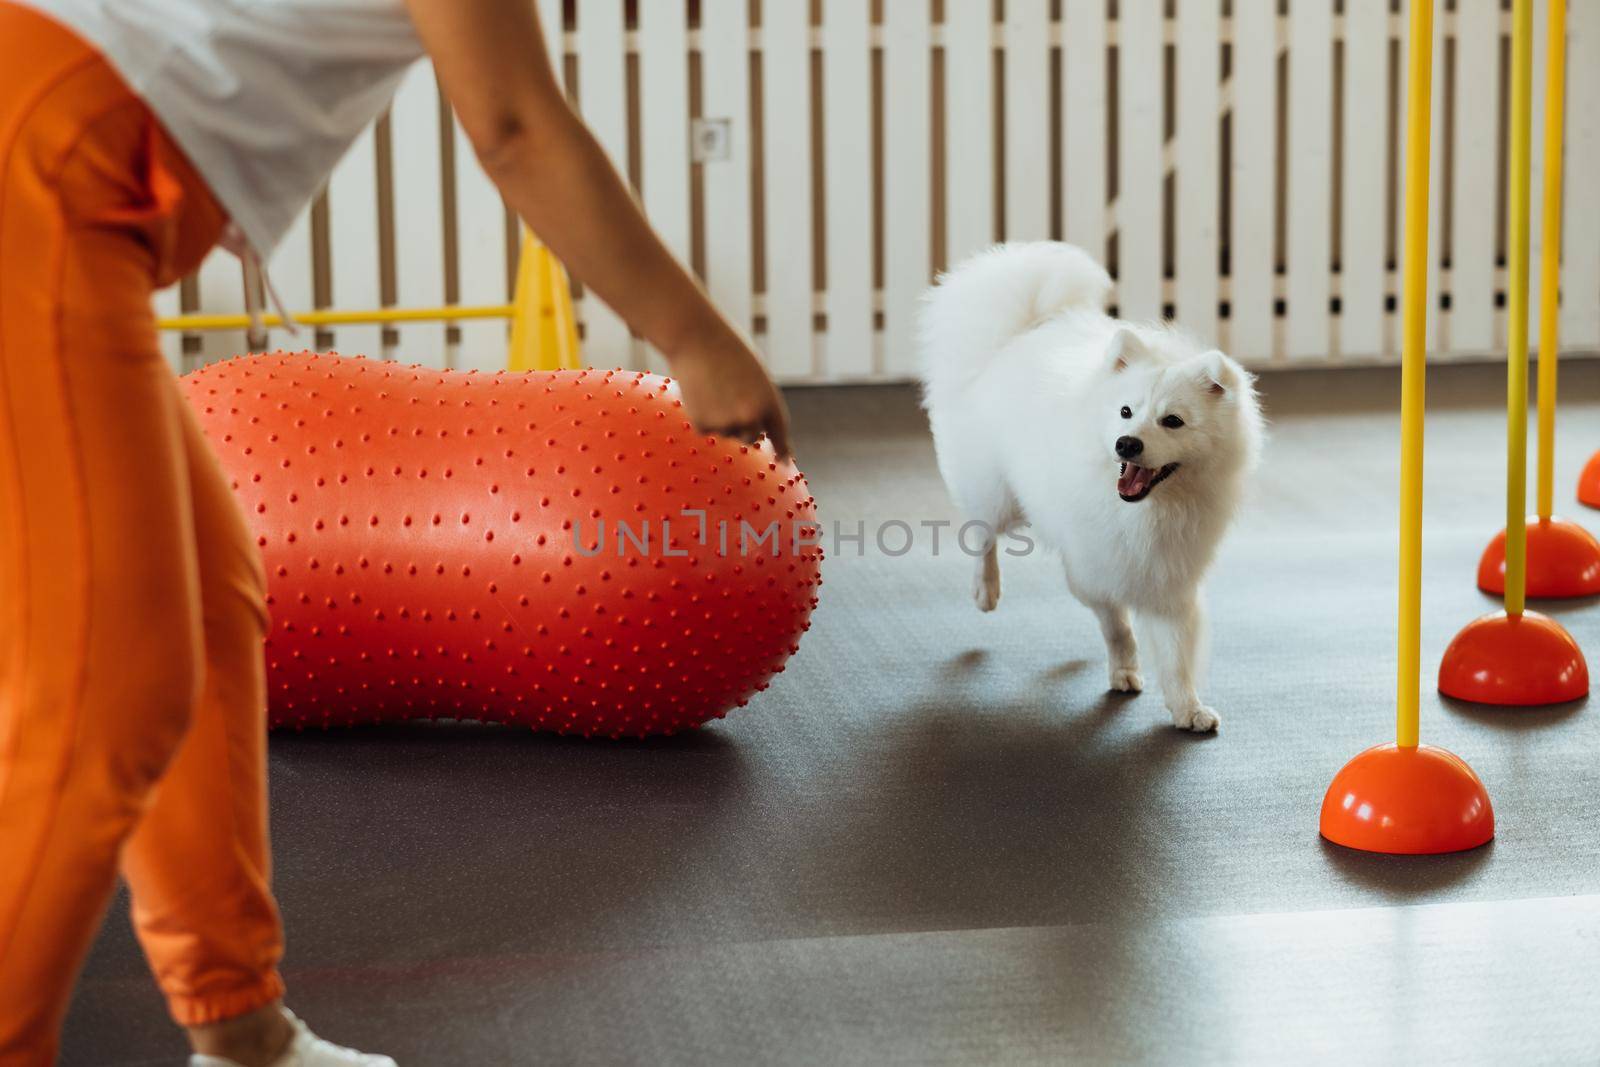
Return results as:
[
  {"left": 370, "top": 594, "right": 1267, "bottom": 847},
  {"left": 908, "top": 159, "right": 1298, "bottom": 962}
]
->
[{"left": 692, "top": 118, "right": 732, "bottom": 162}]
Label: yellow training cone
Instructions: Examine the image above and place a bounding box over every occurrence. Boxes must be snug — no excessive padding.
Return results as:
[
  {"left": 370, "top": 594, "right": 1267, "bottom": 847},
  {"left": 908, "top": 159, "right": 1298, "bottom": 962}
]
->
[{"left": 508, "top": 228, "right": 582, "bottom": 371}]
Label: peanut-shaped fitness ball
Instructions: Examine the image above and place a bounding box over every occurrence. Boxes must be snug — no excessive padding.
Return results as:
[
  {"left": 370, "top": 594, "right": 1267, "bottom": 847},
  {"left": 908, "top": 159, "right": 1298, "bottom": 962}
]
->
[{"left": 181, "top": 352, "right": 823, "bottom": 738}]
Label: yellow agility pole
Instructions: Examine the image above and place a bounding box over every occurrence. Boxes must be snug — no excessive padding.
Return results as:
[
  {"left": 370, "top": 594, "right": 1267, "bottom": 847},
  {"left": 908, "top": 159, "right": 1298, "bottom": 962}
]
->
[
  {"left": 1503, "top": 0, "right": 1534, "bottom": 620},
  {"left": 1473, "top": 0, "right": 1600, "bottom": 599},
  {"left": 1393, "top": 0, "right": 1435, "bottom": 750},
  {"left": 1535, "top": 0, "right": 1566, "bottom": 522},
  {"left": 159, "top": 304, "right": 514, "bottom": 332},
  {"left": 1319, "top": 0, "right": 1493, "bottom": 858},
  {"left": 1438, "top": 0, "right": 1589, "bottom": 707}
]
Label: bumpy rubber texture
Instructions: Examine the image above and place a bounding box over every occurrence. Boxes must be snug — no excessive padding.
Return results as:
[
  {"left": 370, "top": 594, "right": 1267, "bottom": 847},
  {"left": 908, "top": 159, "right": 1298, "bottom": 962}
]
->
[{"left": 181, "top": 352, "right": 823, "bottom": 737}]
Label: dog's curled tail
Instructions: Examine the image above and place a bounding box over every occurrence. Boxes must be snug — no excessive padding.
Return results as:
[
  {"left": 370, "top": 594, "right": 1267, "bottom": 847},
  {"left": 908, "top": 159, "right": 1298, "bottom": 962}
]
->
[{"left": 917, "top": 242, "right": 1111, "bottom": 406}]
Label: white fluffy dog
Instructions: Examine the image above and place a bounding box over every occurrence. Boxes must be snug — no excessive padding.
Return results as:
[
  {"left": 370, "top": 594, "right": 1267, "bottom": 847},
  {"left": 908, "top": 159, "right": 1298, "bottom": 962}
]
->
[{"left": 918, "top": 242, "right": 1262, "bottom": 732}]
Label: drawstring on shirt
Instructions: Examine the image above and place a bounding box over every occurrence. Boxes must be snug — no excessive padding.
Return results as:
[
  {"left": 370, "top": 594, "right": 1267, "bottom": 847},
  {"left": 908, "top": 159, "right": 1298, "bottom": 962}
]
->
[{"left": 222, "top": 222, "right": 297, "bottom": 351}]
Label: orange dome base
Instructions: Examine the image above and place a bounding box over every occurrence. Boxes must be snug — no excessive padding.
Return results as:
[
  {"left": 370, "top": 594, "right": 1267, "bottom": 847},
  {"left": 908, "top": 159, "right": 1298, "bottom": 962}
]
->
[
  {"left": 1438, "top": 610, "right": 1588, "bottom": 706},
  {"left": 1580, "top": 450, "right": 1600, "bottom": 509},
  {"left": 1320, "top": 743, "right": 1494, "bottom": 854},
  {"left": 1476, "top": 517, "right": 1600, "bottom": 598}
]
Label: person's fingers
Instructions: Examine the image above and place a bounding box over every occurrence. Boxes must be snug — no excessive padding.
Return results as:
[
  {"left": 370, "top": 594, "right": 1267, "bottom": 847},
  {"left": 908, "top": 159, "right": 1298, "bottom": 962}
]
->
[
  {"left": 765, "top": 410, "right": 794, "bottom": 461},
  {"left": 711, "top": 422, "right": 760, "bottom": 445},
  {"left": 687, "top": 398, "right": 791, "bottom": 455}
]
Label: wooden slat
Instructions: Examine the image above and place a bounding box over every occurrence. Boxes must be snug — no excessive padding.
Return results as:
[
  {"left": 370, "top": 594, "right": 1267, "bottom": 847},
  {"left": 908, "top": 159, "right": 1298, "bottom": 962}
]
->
[
  {"left": 576, "top": 0, "right": 634, "bottom": 369},
  {"left": 1115, "top": 0, "right": 1162, "bottom": 321},
  {"left": 760, "top": 0, "right": 813, "bottom": 378},
  {"left": 1062, "top": 0, "right": 1107, "bottom": 261},
  {"left": 943, "top": 0, "right": 993, "bottom": 268},
  {"left": 881, "top": 0, "right": 932, "bottom": 378},
  {"left": 822, "top": 0, "right": 873, "bottom": 377},
  {"left": 1564, "top": 0, "right": 1600, "bottom": 348},
  {"left": 1228, "top": 0, "right": 1276, "bottom": 361},
  {"left": 326, "top": 126, "right": 384, "bottom": 358},
  {"left": 266, "top": 209, "right": 315, "bottom": 354},
  {"left": 388, "top": 64, "right": 447, "bottom": 365},
  {"left": 1003, "top": 0, "right": 1050, "bottom": 242},
  {"left": 1174, "top": 0, "right": 1220, "bottom": 343},
  {"left": 699, "top": 0, "right": 754, "bottom": 338},
  {"left": 1285, "top": 2, "right": 1332, "bottom": 359},
  {"left": 1447, "top": 0, "right": 1497, "bottom": 356},
  {"left": 637, "top": 0, "right": 690, "bottom": 372}
]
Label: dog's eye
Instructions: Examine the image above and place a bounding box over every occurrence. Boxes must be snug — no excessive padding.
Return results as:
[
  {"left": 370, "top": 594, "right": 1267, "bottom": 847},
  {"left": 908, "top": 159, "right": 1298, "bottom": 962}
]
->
[
  {"left": 1119, "top": 405, "right": 1132, "bottom": 419},
  {"left": 1160, "top": 414, "right": 1185, "bottom": 429}
]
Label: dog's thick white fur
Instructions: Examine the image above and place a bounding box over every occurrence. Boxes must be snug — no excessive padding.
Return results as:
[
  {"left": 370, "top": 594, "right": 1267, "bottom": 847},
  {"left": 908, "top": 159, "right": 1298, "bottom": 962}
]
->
[{"left": 918, "top": 242, "right": 1262, "bottom": 732}]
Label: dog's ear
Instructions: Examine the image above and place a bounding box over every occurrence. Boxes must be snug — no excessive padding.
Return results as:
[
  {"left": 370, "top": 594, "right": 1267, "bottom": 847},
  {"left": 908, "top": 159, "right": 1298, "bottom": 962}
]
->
[
  {"left": 1196, "top": 350, "right": 1247, "bottom": 398},
  {"left": 1106, "top": 328, "right": 1152, "bottom": 373}
]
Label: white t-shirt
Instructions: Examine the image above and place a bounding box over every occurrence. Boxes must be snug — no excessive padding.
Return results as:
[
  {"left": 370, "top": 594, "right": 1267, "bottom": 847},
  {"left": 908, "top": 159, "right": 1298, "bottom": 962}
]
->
[{"left": 22, "top": 0, "right": 425, "bottom": 257}]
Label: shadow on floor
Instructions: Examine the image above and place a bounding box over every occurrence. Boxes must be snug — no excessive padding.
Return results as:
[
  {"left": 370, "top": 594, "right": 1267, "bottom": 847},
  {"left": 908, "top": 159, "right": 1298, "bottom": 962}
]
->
[
  {"left": 1440, "top": 695, "right": 1588, "bottom": 730},
  {"left": 259, "top": 720, "right": 755, "bottom": 964},
  {"left": 784, "top": 648, "right": 1216, "bottom": 934},
  {"left": 1318, "top": 838, "right": 1494, "bottom": 897},
  {"left": 1522, "top": 593, "right": 1600, "bottom": 617}
]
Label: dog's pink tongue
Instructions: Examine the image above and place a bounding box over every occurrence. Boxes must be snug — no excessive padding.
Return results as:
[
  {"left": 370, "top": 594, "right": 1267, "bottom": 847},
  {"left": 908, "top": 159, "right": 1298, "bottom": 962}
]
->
[{"left": 1118, "top": 464, "right": 1154, "bottom": 496}]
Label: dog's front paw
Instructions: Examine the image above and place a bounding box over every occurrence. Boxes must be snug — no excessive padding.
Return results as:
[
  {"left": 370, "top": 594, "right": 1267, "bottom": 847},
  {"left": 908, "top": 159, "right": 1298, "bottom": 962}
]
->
[
  {"left": 1170, "top": 703, "right": 1220, "bottom": 733},
  {"left": 972, "top": 570, "right": 1000, "bottom": 612},
  {"left": 1109, "top": 666, "right": 1144, "bottom": 693}
]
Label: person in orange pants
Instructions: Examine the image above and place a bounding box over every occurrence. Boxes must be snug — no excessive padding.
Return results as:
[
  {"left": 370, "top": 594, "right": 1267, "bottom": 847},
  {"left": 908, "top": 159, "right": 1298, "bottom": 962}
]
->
[
  {"left": 0, "top": 0, "right": 792, "bottom": 1063},
  {"left": 0, "top": 14, "right": 297, "bottom": 1065}
]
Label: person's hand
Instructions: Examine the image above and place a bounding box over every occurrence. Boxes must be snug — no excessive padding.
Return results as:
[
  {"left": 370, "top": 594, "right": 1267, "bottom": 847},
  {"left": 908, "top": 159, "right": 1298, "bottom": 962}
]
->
[
  {"left": 667, "top": 328, "right": 793, "bottom": 460},
  {"left": 411, "top": 0, "right": 795, "bottom": 459}
]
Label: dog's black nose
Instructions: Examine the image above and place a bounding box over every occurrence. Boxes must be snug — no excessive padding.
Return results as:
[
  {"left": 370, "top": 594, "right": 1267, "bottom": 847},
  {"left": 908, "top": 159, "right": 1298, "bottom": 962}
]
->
[{"left": 1115, "top": 435, "right": 1143, "bottom": 459}]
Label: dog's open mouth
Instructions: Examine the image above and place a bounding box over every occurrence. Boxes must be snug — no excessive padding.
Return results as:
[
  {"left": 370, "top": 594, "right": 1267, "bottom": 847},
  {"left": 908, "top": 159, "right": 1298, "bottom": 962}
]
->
[{"left": 1117, "top": 462, "right": 1179, "bottom": 502}]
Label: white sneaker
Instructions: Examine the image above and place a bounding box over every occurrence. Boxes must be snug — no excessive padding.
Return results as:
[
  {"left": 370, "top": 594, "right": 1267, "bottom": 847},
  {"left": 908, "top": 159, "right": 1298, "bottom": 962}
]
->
[{"left": 188, "top": 1009, "right": 397, "bottom": 1067}]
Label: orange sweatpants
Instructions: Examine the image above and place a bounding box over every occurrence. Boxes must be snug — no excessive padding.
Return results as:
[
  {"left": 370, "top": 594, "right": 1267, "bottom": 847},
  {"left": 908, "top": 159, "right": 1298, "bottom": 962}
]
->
[{"left": 0, "top": 6, "right": 285, "bottom": 1062}]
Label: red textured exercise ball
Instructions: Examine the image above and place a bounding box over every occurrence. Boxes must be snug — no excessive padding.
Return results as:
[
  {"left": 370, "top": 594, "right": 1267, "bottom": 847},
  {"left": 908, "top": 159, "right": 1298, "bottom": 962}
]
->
[{"left": 181, "top": 352, "right": 823, "bottom": 738}]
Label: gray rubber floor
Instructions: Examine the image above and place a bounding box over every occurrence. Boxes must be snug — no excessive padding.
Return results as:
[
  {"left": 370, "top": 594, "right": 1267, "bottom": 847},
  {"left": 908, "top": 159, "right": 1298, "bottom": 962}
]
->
[{"left": 63, "top": 361, "right": 1600, "bottom": 1065}]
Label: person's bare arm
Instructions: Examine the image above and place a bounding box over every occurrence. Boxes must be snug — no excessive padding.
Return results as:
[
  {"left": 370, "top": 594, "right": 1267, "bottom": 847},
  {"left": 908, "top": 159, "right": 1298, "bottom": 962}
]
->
[{"left": 404, "top": 0, "right": 791, "bottom": 456}]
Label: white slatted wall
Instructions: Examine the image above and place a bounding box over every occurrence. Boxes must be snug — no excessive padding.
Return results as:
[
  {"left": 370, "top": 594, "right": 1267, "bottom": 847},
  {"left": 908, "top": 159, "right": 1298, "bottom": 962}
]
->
[
  {"left": 943, "top": 0, "right": 995, "bottom": 275},
  {"left": 636, "top": 0, "right": 688, "bottom": 374},
  {"left": 758, "top": 0, "right": 812, "bottom": 377},
  {"left": 327, "top": 125, "right": 384, "bottom": 359},
  {"left": 880, "top": 2, "right": 930, "bottom": 380},
  {"left": 1452, "top": 0, "right": 1498, "bottom": 356},
  {"left": 1004, "top": 0, "right": 1050, "bottom": 246},
  {"left": 1115, "top": 0, "right": 1163, "bottom": 324},
  {"left": 1230, "top": 0, "right": 1276, "bottom": 363},
  {"left": 700, "top": 0, "right": 755, "bottom": 345},
  {"left": 161, "top": 2, "right": 1600, "bottom": 382},
  {"left": 576, "top": 0, "right": 635, "bottom": 368},
  {"left": 1062, "top": 0, "right": 1108, "bottom": 264},
  {"left": 1566, "top": 0, "right": 1600, "bottom": 348},
  {"left": 822, "top": 2, "right": 874, "bottom": 379},
  {"left": 1341, "top": 0, "right": 1390, "bottom": 359},
  {"left": 1174, "top": 0, "right": 1219, "bottom": 344},
  {"left": 389, "top": 63, "right": 448, "bottom": 366}
]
